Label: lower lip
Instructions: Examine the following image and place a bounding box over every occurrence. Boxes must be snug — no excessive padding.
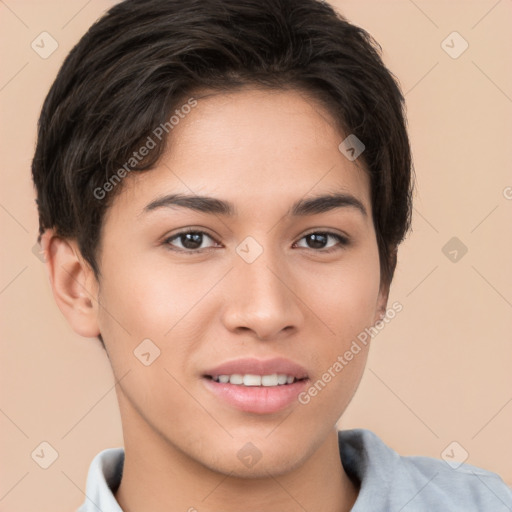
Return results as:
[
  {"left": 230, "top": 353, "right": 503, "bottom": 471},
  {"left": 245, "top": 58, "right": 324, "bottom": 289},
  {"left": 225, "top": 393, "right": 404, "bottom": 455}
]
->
[{"left": 202, "top": 378, "right": 309, "bottom": 414}]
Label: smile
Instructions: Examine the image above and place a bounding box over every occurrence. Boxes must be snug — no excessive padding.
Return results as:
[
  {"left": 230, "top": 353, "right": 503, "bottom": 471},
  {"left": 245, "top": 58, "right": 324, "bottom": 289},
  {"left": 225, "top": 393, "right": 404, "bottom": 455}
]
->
[{"left": 209, "top": 374, "right": 303, "bottom": 386}]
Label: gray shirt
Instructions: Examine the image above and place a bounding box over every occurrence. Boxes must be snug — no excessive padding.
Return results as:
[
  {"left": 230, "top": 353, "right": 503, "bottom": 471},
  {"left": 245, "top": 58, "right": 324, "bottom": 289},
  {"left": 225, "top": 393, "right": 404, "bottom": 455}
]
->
[{"left": 77, "top": 428, "right": 512, "bottom": 511}]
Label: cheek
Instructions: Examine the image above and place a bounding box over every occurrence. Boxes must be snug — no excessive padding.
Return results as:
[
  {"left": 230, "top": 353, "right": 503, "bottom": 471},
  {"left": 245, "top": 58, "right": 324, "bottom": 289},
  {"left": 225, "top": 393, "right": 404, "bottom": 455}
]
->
[
  {"left": 97, "top": 253, "right": 191, "bottom": 333},
  {"left": 96, "top": 252, "right": 221, "bottom": 370},
  {"left": 296, "top": 250, "right": 380, "bottom": 418},
  {"left": 298, "top": 245, "right": 381, "bottom": 341}
]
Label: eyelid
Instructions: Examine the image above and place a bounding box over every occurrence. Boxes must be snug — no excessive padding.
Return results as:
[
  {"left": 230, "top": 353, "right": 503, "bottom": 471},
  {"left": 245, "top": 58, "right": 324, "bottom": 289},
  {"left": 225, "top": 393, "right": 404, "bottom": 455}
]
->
[
  {"left": 300, "top": 228, "right": 350, "bottom": 243},
  {"left": 293, "top": 230, "right": 351, "bottom": 252},
  {"left": 163, "top": 228, "right": 221, "bottom": 252}
]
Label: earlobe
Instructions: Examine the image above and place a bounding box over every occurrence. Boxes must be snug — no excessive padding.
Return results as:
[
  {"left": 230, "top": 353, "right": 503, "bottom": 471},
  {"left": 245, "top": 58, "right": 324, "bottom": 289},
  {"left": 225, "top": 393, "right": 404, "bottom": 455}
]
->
[
  {"left": 373, "top": 276, "right": 391, "bottom": 325},
  {"left": 40, "top": 229, "right": 101, "bottom": 338}
]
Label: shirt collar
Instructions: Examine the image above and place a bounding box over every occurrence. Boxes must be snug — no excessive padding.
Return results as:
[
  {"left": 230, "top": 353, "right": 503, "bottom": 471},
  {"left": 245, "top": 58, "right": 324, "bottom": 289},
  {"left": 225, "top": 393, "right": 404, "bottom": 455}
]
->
[{"left": 77, "top": 429, "right": 393, "bottom": 511}]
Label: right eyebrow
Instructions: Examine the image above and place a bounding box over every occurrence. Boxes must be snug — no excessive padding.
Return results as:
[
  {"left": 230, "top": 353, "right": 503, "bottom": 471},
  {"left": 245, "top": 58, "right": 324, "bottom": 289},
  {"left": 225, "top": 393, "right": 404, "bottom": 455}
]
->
[{"left": 141, "top": 193, "right": 235, "bottom": 216}]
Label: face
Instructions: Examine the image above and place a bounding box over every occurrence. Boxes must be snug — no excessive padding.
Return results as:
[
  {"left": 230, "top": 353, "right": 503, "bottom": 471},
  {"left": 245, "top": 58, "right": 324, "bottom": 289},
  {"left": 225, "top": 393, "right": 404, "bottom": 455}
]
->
[{"left": 92, "top": 87, "right": 387, "bottom": 477}]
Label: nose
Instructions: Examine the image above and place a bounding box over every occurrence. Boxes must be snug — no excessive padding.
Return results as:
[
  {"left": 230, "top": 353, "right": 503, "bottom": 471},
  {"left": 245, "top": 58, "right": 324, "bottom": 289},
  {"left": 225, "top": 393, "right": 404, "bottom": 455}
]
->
[{"left": 220, "top": 245, "right": 304, "bottom": 340}]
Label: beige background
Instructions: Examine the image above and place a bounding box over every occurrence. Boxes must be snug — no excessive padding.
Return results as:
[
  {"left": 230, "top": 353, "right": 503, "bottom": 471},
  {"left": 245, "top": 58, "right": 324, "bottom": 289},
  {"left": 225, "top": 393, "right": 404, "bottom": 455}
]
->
[{"left": 1, "top": 0, "right": 511, "bottom": 510}]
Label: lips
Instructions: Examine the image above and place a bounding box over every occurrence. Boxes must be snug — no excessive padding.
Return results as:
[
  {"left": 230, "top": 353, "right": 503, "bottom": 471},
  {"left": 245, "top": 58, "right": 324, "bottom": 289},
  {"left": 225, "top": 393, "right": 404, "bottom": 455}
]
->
[{"left": 202, "top": 357, "right": 310, "bottom": 414}]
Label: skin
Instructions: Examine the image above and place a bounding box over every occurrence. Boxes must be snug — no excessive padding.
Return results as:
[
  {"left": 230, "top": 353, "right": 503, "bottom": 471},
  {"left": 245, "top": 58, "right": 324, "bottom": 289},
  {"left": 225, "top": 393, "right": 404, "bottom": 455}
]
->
[{"left": 43, "top": 87, "right": 390, "bottom": 512}]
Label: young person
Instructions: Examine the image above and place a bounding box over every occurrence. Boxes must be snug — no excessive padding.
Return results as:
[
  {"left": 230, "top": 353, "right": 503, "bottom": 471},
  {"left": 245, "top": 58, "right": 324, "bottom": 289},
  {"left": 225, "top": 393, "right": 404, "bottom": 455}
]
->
[{"left": 31, "top": 0, "right": 512, "bottom": 510}]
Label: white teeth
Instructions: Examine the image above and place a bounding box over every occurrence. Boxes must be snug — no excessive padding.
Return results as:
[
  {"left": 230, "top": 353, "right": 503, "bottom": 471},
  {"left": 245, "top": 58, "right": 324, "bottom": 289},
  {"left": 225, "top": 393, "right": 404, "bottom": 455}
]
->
[
  {"left": 212, "top": 373, "right": 298, "bottom": 386},
  {"left": 243, "top": 374, "right": 261, "bottom": 386},
  {"left": 229, "top": 374, "right": 244, "bottom": 385},
  {"left": 277, "top": 374, "right": 288, "bottom": 385},
  {"left": 262, "top": 374, "right": 278, "bottom": 386}
]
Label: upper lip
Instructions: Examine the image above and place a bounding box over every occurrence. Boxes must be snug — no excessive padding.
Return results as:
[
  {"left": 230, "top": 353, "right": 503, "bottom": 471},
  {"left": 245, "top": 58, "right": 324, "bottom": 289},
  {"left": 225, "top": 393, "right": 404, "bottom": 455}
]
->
[{"left": 204, "top": 357, "right": 309, "bottom": 379}]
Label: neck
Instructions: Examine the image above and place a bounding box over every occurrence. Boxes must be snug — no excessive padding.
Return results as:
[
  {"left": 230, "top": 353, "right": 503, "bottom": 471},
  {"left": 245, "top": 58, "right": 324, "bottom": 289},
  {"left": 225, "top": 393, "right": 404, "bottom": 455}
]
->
[{"left": 114, "top": 392, "right": 359, "bottom": 512}]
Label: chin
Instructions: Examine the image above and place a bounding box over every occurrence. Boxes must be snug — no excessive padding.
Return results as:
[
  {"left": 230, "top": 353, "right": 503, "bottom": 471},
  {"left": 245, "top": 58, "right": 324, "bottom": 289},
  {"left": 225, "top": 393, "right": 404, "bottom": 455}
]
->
[{"left": 199, "top": 438, "right": 311, "bottom": 479}]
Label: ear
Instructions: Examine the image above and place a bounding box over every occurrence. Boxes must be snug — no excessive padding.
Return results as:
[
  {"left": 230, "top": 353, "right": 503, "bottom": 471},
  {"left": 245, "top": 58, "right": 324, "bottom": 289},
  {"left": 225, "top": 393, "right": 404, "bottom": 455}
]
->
[
  {"left": 372, "top": 246, "right": 397, "bottom": 324},
  {"left": 373, "top": 281, "right": 390, "bottom": 324},
  {"left": 40, "top": 229, "right": 100, "bottom": 338}
]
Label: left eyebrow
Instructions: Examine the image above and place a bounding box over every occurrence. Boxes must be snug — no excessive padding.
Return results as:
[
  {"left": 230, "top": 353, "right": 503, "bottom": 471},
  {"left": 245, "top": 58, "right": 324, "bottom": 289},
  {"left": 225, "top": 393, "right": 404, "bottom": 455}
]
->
[
  {"left": 140, "top": 192, "right": 367, "bottom": 218},
  {"left": 290, "top": 192, "right": 367, "bottom": 217}
]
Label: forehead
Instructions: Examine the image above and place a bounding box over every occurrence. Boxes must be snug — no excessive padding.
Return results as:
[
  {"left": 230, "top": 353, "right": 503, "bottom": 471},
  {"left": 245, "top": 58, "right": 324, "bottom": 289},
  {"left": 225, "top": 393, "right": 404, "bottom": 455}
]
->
[{"left": 107, "top": 87, "right": 371, "bottom": 222}]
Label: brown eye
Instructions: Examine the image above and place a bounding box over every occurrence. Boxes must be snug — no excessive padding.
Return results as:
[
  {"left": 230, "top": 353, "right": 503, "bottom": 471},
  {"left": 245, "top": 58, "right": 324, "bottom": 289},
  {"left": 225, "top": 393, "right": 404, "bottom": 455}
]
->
[
  {"left": 164, "top": 230, "right": 218, "bottom": 252},
  {"left": 295, "top": 232, "right": 349, "bottom": 252}
]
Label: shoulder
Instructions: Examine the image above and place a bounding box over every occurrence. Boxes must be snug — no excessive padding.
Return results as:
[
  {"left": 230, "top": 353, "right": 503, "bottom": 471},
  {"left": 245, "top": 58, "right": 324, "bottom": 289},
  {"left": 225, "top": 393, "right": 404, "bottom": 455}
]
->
[{"left": 338, "top": 428, "right": 512, "bottom": 511}]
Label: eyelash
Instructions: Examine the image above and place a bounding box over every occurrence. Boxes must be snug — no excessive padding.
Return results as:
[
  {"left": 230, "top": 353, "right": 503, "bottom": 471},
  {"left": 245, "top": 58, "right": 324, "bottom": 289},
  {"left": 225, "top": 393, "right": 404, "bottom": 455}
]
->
[{"left": 163, "top": 229, "right": 350, "bottom": 255}]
